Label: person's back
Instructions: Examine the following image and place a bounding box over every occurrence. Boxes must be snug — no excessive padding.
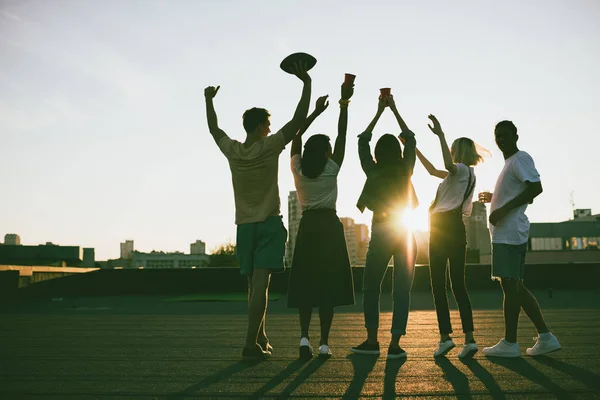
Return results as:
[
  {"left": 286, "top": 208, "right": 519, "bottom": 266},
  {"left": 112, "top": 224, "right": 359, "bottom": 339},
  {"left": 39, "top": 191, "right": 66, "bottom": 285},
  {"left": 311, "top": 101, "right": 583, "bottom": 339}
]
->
[{"left": 218, "top": 132, "right": 285, "bottom": 224}]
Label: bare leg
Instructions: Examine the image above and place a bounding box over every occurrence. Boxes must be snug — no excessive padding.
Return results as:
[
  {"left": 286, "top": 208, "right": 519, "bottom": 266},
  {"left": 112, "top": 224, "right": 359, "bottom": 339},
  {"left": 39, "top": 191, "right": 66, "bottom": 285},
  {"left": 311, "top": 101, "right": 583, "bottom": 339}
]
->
[
  {"left": 500, "top": 278, "right": 521, "bottom": 343},
  {"left": 319, "top": 305, "right": 334, "bottom": 345},
  {"left": 248, "top": 279, "right": 269, "bottom": 345},
  {"left": 245, "top": 269, "right": 271, "bottom": 349},
  {"left": 519, "top": 281, "right": 549, "bottom": 334},
  {"left": 299, "top": 306, "right": 312, "bottom": 339}
]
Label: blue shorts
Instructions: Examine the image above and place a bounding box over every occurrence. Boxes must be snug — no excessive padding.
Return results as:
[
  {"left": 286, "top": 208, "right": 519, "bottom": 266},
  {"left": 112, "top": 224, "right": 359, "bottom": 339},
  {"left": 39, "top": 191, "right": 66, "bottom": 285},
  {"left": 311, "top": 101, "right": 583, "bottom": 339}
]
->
[
  {"left": 491, "top": 243, "right": 528, "bottom": 281},
  {"left": 236, "top": 216, "right": 287, "bottom": 276}
]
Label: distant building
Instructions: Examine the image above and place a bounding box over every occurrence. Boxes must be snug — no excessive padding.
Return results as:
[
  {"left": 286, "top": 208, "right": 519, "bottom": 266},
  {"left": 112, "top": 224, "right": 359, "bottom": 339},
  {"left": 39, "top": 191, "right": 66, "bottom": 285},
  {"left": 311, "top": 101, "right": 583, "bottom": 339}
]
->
[
  {"left": 464, "top": 201, "right": 492, "bottom": 262},
  {"left": 4, "top": 234, "right": 21, "bottom": 245},
  {"left": 131, "top": 251, "right": 209, "bottom": 269},
  {"left": 286, "top": 191, "right": 303, "bottom": 266},
  {"left": 340, "top": 217, "right": 370, "bottom": 267},
  {"left": 120, "top": 240, "right": 134, "bottom": 260},
  {"left": 190, "top": 240, "right": 206, "bottom": 255},
  {"left": 480, "top": 208, "right": 600, "bottom": 264},
  {"left": 0, "top": 241, "right": 95, "bottom": 267}
]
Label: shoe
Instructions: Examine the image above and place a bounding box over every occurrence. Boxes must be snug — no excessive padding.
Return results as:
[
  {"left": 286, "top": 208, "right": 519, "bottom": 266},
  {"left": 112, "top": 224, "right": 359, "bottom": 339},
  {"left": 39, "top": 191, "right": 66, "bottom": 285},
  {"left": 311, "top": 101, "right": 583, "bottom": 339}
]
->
[
  {"left": 482, "top": 339, "right": 521, "bottom": 358},
  {"left": 434, "top": 339, "right": 456, "bottom": 357},
  {"left": 242, "top": 344, "right": 271, "bottom": 361},
  {"left": 387, "top": 345, "right": 407, "bottom": 359},
  {"left": 299, "top": 337, "right": 313, "bottom": 359},
  {"left": 458, "top": 342, "right": 478, "bottom": 359},
  {"left": 350, "top": 340, "right": 380, "bottom": 355},
  {"left": 318, "top": 344, "right": 332, "bottom": 358},
  {"left": 526, "top": 333, "right": 561, "bottom": 356}
]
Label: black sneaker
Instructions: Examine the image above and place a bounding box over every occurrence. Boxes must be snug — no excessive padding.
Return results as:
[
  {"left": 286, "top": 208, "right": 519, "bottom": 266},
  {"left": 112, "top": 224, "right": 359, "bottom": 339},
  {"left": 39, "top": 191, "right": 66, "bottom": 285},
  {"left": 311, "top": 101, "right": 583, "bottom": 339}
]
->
[
  {"left": 350, "top": 340, "right": 380, "bottom": 355},
  {"left": 387, "top": 345, "right": 407, "bottom": 359},
  {"left": 242, "top": 344, "right": 271, "bottom": 361}
]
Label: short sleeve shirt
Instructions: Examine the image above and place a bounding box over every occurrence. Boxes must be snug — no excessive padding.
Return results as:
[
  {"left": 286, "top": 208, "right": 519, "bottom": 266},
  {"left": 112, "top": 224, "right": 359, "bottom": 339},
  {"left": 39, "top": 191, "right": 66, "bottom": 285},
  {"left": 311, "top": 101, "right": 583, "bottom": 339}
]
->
[
  {"left": 291, "top": 154, "right": 340, "bottom": 210},
  {"left": 217, "top": 130, "right": 286, "bottom": 225},
  {"left": 490, "top": 151, "right": 541, "bottom": 245},
  {"left": 430, "top": 163, "right": 476, "bottom": 216}
]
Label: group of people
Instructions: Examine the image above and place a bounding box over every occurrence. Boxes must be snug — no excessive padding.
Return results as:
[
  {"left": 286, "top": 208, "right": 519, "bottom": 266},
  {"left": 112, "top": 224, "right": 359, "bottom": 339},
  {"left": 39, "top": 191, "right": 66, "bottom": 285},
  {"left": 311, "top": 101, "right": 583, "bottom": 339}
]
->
[{"left": 204, "top": 61, "right": 562, "bottom": 362}]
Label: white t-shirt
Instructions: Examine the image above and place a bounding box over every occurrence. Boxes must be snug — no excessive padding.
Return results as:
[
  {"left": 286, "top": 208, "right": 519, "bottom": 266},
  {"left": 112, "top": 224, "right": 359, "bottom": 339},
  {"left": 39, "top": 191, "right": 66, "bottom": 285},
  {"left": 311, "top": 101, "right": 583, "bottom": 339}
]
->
[
  {"left": 430, "top": 163, "right": 476, "bottom": 216},
  {"left": 490, "top": 151, "right": 541, "bottom": 245},
  {"left": 290, "top": 154, "right": 340, "bottom": 210},
  {"left": 218, "top": 130, "right": 286, "bottom": 225}
]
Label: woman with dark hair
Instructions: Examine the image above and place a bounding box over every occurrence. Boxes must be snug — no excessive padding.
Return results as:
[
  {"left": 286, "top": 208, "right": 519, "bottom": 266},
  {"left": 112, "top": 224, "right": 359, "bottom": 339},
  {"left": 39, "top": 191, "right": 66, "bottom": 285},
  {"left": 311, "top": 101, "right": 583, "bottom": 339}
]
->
[
  {"left": 287, "top": 82, "right": 355, "bottom": 359},
  {"left": 350, "top": 95, "right": 417, "bottom": 359}
]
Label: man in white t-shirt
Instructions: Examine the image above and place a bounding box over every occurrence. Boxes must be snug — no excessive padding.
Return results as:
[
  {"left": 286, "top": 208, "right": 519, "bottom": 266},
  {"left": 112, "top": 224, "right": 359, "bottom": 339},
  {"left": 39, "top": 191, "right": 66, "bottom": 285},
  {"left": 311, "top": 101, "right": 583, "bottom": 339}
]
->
[
  {"left": 481, "top": 120, "right": 561, "bottom": 358},
  {"left": 204, "top": 63, "right": 312, "bottom": 361}
]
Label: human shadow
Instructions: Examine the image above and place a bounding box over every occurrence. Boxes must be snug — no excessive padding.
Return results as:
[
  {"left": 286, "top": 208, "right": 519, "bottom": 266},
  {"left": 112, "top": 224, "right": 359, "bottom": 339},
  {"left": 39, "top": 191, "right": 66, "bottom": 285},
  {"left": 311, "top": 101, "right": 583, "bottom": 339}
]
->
[
  {"left": 435, "top": 357, "right": 472, "bottom": 400},
  {"left": 167, "top": 361, "right": 253, "bottom": 399},
  {"left": 487, "top": 357, "right": 571, "bottom": 399},
  {"left": 275, "top": 357, "right": 328, "bottom": 399},
  {"left": 382, "top": 357, "right": 407, "bottom": 400},
  {"left": 342, "top": 354, "right": 379, "bottom": 399},
  {"left": 531, "top": 355, "right": 600, "bottom": 392},
  {"left": 248, "top": 359, "right": 307, "bottom": 400},
  {"left": 460, "top": 358, "right": 506, "bottom": 400}
]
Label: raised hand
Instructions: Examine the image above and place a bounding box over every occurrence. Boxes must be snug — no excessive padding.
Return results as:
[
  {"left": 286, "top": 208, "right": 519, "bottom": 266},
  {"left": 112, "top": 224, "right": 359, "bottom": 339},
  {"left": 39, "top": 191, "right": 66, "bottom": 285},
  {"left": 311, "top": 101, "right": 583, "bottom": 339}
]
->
[
  {"left": 204, "top": 85, "right": 220, "bottom": 99},
  {"left": 341, "top": 83, "right": 354, "bottom": 100},
  {"left": 290, "top": 62, "right": 311, "bottom": 83},
  {"left": 377, "top": 95, "right": 387, "bottom": 114},
  {"left": 387, "top": 95, "right": 397, "bottom": 111},
  {"left": 315, "top": 95, "right": 330, "bottom": 114},
  {"left": 427, "top": 114, "right": 444, "bottom": 136}
]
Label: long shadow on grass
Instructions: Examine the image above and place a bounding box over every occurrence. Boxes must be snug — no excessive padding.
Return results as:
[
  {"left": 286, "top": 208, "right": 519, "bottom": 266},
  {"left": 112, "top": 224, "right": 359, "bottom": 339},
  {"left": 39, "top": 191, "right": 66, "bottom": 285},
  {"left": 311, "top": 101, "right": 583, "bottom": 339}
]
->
[
  {"left": 531, "top": 355, "right": 600, "bottom": 392},
  {"left": 342, "top": 354, "right": 378, "bottom": 399},
  {"left": 487, "top": 357, "right": 570, "bottom": 399},
  {"left": 460, "top": 358, "right": 506, "bottom": 400},
  {"left": 167, "top": 361, "right": 253, "bottom": 399},
  {"left": 382, "top": 357, "right": 407, "bottom": 399}
]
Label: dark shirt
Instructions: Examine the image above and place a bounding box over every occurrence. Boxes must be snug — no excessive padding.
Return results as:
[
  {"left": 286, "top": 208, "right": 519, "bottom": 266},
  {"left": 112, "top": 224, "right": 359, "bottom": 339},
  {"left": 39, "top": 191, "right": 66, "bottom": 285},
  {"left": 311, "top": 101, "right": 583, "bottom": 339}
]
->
[{"left": 356, "top": 130, "right": 418, "bottom": 220}]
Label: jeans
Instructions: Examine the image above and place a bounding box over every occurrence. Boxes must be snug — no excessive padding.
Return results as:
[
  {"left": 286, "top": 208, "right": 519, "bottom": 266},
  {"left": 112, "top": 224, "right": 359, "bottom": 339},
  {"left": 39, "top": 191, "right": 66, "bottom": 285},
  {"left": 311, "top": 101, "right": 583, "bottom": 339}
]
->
[
  {"left": 363, "top": 221, "right": 416, "bottom": 335},
  {"left": 429, "top": 211, "right": 474, "bottom": 335}
]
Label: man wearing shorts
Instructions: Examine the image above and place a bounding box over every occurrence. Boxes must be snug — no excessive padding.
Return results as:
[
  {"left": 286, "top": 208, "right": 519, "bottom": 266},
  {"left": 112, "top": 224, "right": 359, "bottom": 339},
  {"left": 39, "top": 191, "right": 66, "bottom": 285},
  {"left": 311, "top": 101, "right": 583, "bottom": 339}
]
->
[
  {"left": 204, "top": 63, "right": 311, "bottom": 361},
  {"left": 481, "top": 120, "right": 561, "bottom": 357}
]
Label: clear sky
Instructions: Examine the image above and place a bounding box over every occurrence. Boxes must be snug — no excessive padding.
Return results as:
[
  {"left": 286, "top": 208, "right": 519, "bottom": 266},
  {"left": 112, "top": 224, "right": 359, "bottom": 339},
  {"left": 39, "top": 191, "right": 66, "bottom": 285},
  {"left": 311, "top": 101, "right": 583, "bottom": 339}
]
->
[{"left": 1, "top": 0, "right": 599, "bottom": 261}]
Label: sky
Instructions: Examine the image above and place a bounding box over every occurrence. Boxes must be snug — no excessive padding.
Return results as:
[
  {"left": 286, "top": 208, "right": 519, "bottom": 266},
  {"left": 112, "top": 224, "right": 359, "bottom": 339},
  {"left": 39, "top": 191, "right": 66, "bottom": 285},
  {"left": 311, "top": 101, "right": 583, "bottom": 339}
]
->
[{"left": 1, "top": 0, "right": 599, "bottom": 261}]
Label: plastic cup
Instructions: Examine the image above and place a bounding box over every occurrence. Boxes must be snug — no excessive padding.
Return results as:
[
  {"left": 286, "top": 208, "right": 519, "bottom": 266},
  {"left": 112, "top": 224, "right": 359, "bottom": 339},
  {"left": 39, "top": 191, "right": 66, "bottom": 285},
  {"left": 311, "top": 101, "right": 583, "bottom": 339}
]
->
[
  {"left": 344, "top": 73, "right": 356, "bottom": 85},
  {"left": 380, "top": 87, "right": 391, "bottom": 98}
]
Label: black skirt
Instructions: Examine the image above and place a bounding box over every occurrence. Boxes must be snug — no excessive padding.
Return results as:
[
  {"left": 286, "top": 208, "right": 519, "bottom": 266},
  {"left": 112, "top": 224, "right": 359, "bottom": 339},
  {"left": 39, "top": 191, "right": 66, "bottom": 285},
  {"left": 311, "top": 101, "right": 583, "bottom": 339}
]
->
[{"left": 287, "top": 209, "right": 355, "bottom": 308}]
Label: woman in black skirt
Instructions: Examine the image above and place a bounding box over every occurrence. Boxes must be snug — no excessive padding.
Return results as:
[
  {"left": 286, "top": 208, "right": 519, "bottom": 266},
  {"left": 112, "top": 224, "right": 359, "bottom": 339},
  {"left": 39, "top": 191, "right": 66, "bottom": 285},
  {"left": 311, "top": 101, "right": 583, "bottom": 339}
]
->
[{"left": 287, "top": 81, "right": 355, "bottom": 359}]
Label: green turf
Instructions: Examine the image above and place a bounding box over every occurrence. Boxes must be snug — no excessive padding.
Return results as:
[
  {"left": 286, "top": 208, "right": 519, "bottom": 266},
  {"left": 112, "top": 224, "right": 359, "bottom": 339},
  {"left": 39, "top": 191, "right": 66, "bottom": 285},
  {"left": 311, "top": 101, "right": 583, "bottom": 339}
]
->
[{"left": 163, "top": 293, "right": 281, "bottom": 302}]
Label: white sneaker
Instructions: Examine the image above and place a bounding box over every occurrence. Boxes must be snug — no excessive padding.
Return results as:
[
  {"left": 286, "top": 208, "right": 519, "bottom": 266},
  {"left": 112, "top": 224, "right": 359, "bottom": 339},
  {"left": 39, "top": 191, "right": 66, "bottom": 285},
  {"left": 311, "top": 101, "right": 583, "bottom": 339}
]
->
[
  {"left": 318, "top": 344, "right": 332, "bottom": 358},
  {"left": 299, "top": 337, "right": 313, "bottom": 359},
  {"left": 482, "top": 339, "right": 521, "bottom": 358},
  {"left": 434, "top": 339, "right": 456, "bottom": 357},
  {"left": 526, "top": 333, "right": 561, "bottom": 356},
  {"left": 458, "top": 342, "right": 479, "bottom": 359}
]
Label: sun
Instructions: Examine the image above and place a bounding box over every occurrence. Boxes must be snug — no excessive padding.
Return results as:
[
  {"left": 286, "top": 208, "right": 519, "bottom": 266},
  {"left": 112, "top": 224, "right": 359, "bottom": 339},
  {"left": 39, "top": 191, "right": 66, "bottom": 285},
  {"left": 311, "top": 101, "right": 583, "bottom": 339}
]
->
[{"left": 397, "top": 206, "right": 429, "bottom": 233}]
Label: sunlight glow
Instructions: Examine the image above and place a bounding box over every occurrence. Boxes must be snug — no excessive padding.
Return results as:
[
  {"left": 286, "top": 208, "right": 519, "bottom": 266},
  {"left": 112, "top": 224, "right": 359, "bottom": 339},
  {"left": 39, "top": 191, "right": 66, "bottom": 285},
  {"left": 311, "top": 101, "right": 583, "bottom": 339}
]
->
[{"left": 397, "top": 206, "right": 430, "bottom": 233}]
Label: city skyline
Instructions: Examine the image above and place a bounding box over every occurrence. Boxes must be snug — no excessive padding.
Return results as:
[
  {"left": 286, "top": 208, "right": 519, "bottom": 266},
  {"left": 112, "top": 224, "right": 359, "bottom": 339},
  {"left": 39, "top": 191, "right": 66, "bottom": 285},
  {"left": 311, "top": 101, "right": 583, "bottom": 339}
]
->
[{"left": 2, "top": 1, "right": 599, "bottom": 260}]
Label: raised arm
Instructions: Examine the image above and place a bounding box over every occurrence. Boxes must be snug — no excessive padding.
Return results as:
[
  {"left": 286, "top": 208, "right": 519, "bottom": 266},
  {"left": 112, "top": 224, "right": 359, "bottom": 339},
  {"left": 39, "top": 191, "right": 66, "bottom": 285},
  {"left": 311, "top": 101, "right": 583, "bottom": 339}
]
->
[
  {"left": 428, "top": 114, "right": 458, "bottom": 175},
  {"left": 387, "top": 95, "right": 410, "bottom": 133},
  {"left": 358, "top": 97, "right": 386, "bottom": 174},
  {"left": 280, "top": 63, "right": 312, "bottom": 144},
  {"left": 204, "top": 85, "right": 227, "bottom": 144},
  {"left": 330, "top": 83, "right": 354, "bottom": 167},
  {"left": 291, "top": 95, "right": 330, "bottom": 157},
  {"left": 416, "top": 148, "right": 448, "bottom": 179}
]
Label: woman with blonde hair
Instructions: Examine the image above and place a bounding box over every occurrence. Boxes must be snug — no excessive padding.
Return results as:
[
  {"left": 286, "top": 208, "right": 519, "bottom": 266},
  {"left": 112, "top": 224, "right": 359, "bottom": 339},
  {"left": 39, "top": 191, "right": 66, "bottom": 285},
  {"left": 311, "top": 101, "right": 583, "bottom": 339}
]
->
[{"left": 416, "top": 114, "right": 487, "bottom": 359}]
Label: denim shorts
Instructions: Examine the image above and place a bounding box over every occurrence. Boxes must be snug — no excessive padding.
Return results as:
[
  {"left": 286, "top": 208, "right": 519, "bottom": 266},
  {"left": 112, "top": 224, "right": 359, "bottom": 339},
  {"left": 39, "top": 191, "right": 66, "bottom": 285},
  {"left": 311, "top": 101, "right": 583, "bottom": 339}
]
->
[
  {"left": 491, "top": 242, "right": 528, "bottom": 281},
  {"left": 236, "top": 216, "right": 287, "bottom": 276}
]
